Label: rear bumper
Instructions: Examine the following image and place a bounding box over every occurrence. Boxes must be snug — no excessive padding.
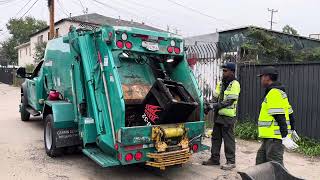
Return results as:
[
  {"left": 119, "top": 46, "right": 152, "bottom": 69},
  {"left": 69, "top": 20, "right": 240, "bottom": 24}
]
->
[{"left": 116, "top": 121, "right": 207, "bottom": 167}]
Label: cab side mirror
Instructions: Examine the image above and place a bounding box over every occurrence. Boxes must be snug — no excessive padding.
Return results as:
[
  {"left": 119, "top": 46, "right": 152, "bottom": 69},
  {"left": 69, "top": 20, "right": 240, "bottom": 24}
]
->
[{"left": 16, "top": 67, "right": 26, "bottom": 78}]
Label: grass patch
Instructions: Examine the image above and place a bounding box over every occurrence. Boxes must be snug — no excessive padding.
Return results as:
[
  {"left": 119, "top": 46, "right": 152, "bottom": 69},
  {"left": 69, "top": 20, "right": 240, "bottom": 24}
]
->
[
  {"left": 235, "top": 121, "right": 320, "bottom": 157},
  {"left": 235, "top": 121, "right": 258, "bottom": 140},
  {"left": 296, "top": 137, "right": 320, "bottom": 157}
]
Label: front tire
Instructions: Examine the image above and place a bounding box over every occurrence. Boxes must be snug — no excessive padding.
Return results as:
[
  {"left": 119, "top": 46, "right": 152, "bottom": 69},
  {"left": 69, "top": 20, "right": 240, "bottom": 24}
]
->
[
  {"left": 44, "top": 114, "right": 62, "bottom": 157},
  {"left": 20, "top": 96, "right": 30, "bottom": 121}
]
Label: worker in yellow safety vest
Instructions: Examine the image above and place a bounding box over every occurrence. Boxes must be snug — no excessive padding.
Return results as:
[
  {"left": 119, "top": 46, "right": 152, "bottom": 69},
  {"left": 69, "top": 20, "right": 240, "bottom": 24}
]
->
[
  {"left": 256, "top": 66, "right": 300, "bottom": 166},
  {"left": 203, "top": 62, "right": 240, "bottom": 170}
]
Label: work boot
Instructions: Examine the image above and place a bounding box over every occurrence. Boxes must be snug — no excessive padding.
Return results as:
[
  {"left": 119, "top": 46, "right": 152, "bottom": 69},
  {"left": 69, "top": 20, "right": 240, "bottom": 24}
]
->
[
  {"left": 202, "top": 158, "right": 220, "bottom": 166},
  {"left": 221, "top": 163, "right": 236, "bottom": 170}
]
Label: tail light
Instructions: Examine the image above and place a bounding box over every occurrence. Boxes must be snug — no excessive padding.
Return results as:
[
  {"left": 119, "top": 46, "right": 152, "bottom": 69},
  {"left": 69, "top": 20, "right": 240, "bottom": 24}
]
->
[
  {"left": 116, "top": 40, "right": 124, "bottom": 48},
  {"left": 192, "top": 144, "right": 199, "bottom": 152},
  {"left": 125, "top": 153, "right": 133, "bottom": 162},
  {"left": 167, "top": 46, "right": 173, "bottom": 53},
  {"left": 125, "top": 41, "right": 132, "bottom": 49},
  {"left": 114, "top": 143, "right": 119, "bottom": 151},
  {"left": 174, "top": 47, "right": 181, "bottom": 54},
  {"left": 134, "top": 151, "right": 143, "bottom": 161}
]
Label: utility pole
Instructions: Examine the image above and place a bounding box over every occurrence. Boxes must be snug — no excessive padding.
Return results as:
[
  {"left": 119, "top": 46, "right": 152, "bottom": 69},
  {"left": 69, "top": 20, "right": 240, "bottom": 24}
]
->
[
  {"left": 268, "top": 8, "right": 278, "bottom": 30},
  {"left": 48, "top": 0, "right": 55, "bottom": 40}
]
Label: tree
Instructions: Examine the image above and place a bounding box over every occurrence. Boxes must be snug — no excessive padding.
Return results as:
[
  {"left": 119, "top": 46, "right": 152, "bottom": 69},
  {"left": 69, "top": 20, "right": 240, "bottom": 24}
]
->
[
  {"left": 241, "top": 28, "right": 294, "bottom": 63},
  {"left": 34, "top": 41, "right": 47, "bottom": 63},
  {"left": 1, "top": 38, "right": 19, "bottom": 65},
  {"left": 0, "top": 16, "right": 47, "bottom": 65},
  {"left": 6, "top": 17, "right": 47, "bottom": 44},
  {"left": 282, "top": 25, "right": 299, "bottom": 35}
]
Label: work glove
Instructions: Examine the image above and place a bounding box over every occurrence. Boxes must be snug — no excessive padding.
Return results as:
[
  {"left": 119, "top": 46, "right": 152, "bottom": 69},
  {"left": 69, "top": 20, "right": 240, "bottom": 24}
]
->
[
  {"left": 291, "top": 130, "right": 301, "bottom": 142},
  {"left": 209, "top": 103, "right": 219, "bottom": 109},
  {"left": 282, "top": 136, "right": 299, "bottom": 150}
]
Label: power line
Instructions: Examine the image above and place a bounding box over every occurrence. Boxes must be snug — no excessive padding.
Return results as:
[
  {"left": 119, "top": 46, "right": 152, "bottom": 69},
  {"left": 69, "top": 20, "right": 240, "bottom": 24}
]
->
[
  {"left": 57, "top": 0, "right": 70, "bottom": 18},
  {"left": 0, "top": 0, "right": 19, "bottom": 5},
  {"left": 91, "top": 0, "right": 167, "bottom": 31},
  {"left": 0, "top": 0, "right": 33, "bottom": 37},
  {"left": 14, "top": 0, "right": 33, "bottom": 18},
  {"left": 104, "top": 0, "right": 162, "bottom": 27},
  {"left": 20, "top": 0, "right": 40, "bottom": 18},
  {"left": 268, "top": 8, "right": 278, "bottom": 30},
  {"left": 78, "top": 0, "right": 85, "bottom": 10},
  {"left": 166, "top": 0, "right": 235, "bottom": 26}
]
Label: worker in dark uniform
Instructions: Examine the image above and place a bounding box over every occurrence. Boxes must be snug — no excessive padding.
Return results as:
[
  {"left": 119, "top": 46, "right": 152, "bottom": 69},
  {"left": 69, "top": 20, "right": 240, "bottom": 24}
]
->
[
  {"left": 203, "top": 62, "right": 240, "bottom": 170},
  {"left": 256, "top": 66, "right": 300, "bottom": 166}
]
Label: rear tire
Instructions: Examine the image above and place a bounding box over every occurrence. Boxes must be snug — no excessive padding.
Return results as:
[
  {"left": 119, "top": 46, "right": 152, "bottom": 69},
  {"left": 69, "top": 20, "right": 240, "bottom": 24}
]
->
[
  {"left": 44, "top": 114, "right": 62, "bottom": 157},
  {"left": 20, "top": 96, "right": 30, "bottom": 121}
]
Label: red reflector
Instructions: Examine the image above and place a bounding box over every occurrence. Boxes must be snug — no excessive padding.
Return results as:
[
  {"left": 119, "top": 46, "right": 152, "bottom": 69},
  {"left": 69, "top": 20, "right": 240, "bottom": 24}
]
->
[
  {"left": 108, "top": 32, "right": 113, "bottom": 38},
  {"left": 114, "top": 143, "right": 119, "bottom": 151},
  {"left": 125, "top": 41, "right": 132, "bottom": 49},
  {"left": 192, "top": 144, "right": 199, "bottom": 152},
  {"left": 118, "top": 153, "right": 122, "bottom": 160},
  {"left": 125, "top": 153, "right": 133, "bottom": 162},
  {"left": 124, "top": 144, "right": 143, "bottom": 151},
  {"left": 167, "top": 46, "right": 173, "bottom": 53},
  {"left": 135, "top": 151, "right": 143, "bottom": 161},
  {"left": 116, "top": 40, "right": 124, "bottom": 48},
  {"left": 174, "top": 47, "right": 180, "bottom": 54}
]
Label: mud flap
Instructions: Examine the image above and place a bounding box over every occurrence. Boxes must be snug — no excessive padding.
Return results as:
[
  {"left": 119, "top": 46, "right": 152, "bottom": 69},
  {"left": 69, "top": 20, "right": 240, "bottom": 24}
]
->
[{"left": 54, "top": 128, "right": 81, "bottom": 148}]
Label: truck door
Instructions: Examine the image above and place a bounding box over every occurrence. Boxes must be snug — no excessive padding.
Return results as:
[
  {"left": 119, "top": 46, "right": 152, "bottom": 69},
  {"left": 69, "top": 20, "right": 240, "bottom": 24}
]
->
[{"left": 27, "top": 61, "right": 44, "bottom": 110}]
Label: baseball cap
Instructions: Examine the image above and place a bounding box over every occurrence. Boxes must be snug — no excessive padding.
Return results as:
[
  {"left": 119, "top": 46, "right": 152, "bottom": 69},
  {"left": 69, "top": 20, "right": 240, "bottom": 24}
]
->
[
  {"left": 222, "top": 62, "right": 236, "bottom": 71},
  {"left": 257, "top": 66, "right": 278, "bottom": 77}
]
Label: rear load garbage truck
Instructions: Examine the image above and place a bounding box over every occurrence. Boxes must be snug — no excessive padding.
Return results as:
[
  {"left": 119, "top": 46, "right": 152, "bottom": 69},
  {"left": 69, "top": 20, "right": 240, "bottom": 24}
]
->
[{"left": 17, "top": 25, "right": 208, "bottom": 170}]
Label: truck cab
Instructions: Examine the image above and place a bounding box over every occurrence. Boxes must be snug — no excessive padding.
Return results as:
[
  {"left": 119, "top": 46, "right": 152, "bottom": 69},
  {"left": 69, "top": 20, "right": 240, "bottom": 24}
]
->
[{"left": 18, "top": 25, "right": 208, "bottom": 170}]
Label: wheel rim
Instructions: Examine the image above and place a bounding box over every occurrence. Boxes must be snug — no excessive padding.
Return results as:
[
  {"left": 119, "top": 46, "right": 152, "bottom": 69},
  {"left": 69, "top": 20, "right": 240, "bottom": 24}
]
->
[{"left": 45, "top": 121, "right": 52, "bottom": 150}]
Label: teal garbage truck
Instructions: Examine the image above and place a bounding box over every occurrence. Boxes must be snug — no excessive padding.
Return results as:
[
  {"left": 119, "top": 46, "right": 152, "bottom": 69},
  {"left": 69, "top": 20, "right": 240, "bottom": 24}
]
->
[{"left": 17, "top": 25, "right": 208, "bottom": 170}]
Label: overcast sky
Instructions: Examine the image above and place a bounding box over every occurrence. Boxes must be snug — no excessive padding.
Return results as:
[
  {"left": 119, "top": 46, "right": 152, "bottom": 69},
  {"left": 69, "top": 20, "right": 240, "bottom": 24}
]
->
[{"left": 0, "top": 0, "right": 319, "bottom": 41}]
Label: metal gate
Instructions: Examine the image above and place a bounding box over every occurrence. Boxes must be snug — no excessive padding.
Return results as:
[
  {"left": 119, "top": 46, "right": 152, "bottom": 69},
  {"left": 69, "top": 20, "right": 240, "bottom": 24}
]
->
[
  {"left": 186, "top": 43, "right": 238, "bottom": 102},
  {"left": 0, "top": 67, "right": 14, "bottom": 85}
]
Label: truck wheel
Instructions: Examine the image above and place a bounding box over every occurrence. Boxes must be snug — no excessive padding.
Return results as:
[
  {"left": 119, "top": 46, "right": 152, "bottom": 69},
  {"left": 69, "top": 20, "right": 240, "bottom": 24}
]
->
[
  {"left": 44, "top": 114, "right": 62, "bottom": 157},
  {"left": 20, "top": 96, "right": 30, "bottom": 121}
]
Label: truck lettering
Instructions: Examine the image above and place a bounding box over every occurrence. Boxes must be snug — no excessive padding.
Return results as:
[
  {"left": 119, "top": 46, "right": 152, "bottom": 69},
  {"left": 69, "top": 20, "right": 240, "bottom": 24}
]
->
[{"left": 144, "top": 104, "right": 161, "bottom": 123}]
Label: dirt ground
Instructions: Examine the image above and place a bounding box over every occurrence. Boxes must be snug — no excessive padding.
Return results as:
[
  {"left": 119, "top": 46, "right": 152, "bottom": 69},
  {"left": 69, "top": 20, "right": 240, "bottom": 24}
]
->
[{"left": 0, "top": 83, "right": 319, "bottom": 180}]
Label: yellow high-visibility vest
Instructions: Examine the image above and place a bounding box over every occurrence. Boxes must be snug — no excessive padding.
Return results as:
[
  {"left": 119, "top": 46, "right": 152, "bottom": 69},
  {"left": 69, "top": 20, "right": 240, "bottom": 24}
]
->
[
  {"left": 258, "top": 88, "right": 292, "bottom": 139},
  {"left": 215, "top": 80, "right": 241, "bottom": 117}
]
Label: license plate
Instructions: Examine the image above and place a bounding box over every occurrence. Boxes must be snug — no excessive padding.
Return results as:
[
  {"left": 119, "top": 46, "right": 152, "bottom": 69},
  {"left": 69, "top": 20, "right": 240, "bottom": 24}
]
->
[{"left": 142, "top": 41, "right": 159, "bottom": 51}]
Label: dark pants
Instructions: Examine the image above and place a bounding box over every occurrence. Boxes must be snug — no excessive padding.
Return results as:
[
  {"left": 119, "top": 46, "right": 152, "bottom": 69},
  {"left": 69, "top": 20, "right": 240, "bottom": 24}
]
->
[
  {"left": 256, "top": 139, "right": 284, "bottom": 166},
  {"left": 211, "top": 123, "right": 236, "bottom": 164}
]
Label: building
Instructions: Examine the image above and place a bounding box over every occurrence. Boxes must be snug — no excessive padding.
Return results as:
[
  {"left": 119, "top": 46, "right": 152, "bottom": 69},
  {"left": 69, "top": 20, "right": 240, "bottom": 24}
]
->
[
  {"left": 15, "top": 42, "right": 32, "bottom": 67},
  {"left": 16, "top": 13, "right": 163, "bottom": 67},
  {"left": 186, "top": 25, "right": 320, "bottom": 54}
]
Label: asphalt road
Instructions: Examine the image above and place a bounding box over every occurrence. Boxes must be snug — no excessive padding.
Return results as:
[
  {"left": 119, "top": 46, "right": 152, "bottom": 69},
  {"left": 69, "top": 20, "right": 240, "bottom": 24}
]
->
[{"left": 0, "top": 83, "right": 319, "bottom": 180}]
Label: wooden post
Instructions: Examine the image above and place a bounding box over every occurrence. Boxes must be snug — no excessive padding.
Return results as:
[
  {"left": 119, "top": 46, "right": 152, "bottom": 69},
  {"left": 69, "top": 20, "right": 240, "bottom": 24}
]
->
[{"left": 48, "top": 0, "right": 55, "bottom": 40}]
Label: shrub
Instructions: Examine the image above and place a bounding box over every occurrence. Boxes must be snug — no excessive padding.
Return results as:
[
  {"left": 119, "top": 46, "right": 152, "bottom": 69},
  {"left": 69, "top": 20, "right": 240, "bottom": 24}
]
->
[
  {"left": 235, "top": 121, "right": 258, "bottom": 140},
  {"left": 296, "top": 137, "right": 320, "bottom": 157}
]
